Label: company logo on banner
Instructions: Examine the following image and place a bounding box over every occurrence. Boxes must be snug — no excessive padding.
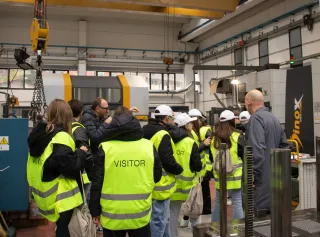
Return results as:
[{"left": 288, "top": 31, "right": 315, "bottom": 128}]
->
[
  {"left": 285, "top": 65, "right": 314, "bottom": 156},
  {"left": 290, "top": 95, "right": 304, "bottom": 147}
]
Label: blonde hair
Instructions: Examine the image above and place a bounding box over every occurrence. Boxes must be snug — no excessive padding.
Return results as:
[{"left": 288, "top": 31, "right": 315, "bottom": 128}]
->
[{"left": 46, "top": 99, "right": 73, "bottom": 135}]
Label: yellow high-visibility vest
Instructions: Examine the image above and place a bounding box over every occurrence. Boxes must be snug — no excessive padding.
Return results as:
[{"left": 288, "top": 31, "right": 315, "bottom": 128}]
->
[
  {"left": 71, "top": 121, "right": 90, "bottom": 185},
  {"left": 99, "top": 139, "right": 155, "bottom": 230},
  {"left": 200, "top": 126, "right": 213, "bottom": 172},
  {"left": 27, "top": 132, "right": 83, "bottom": 222},
  {"left": 210, "top": 132, "right": 242, "bottom": 190},
  {"left": 171, "top": 136, "right": 197, "bottom": 201},
  {"left": 150, "top": 130, "right": 177, "bottom": 200},
  {"left": 191, "top": 130, "right": 206, "bottom": 177}
]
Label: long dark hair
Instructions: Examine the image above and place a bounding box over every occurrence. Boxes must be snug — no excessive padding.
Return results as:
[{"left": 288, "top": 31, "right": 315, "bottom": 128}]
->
[
  {"left": 191, "top": 119, "right": 201, "bottom": 141},
  {"left": 213, "top": 119, "right": 236, "bottom": 149},
  {"left": 114, "top": 106, "right": 132, "bottom": 117}
]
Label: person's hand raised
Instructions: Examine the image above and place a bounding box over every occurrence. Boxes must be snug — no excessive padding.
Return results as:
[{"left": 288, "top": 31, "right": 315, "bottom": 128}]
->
[
  {"left": 105, "top": 116, "right": 112, "bottom": 124},
  {"left": 204, "top": 137, "right": 211, "bottom": 146},
  {"left": 129, "top": 107, "right": 140, "bottom": 113}
]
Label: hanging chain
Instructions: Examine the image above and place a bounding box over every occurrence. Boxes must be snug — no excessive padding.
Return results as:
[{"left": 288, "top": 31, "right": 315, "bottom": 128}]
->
[{"left": 30, "top": 54, "right": 47, "bottom": 124}]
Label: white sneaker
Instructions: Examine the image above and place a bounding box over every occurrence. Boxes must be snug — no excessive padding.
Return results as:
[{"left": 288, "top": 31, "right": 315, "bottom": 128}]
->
[
  {"left": 179, "top": 218, "right": 189, "bottom": 228},
  {"left": 227, "top": 199, "right": 232, "bottom": 206},
  {"left": 188, "top": 220, "right": 192, "bottom": 229}
]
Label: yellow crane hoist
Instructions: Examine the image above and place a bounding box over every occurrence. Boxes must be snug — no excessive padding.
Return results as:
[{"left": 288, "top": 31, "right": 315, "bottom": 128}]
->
[{"left": 30, "top": 0, "right": 49, "bottom": 53}]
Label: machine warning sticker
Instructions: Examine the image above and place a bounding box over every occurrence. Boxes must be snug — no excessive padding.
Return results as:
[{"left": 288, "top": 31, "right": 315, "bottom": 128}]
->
[
  {"left": 0, "top": 136, "right": 9, "bottom": 151},
  {"left": 135, "top": 115, "right": 149, "bottom": 121}
]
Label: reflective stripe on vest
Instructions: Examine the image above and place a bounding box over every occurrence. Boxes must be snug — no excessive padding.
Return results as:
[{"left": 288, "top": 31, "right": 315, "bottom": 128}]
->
[
  {"left": 100, "top": 139, "right": 154, "bottom": 230},
  {"left": 210, "top": 132, "right": 242, "bottom": 190},
  {"left": 171, "top": 137, "right": 197, "bottom": 201},
  {"left": 71, "top": 122, "right": 90, "bottom": 185},
  {"left": 200, "top": 126, "right": 213, "bottom": 172},
  {"left": 191, "top": 130, "right": 206, "bottom": 177},
  {"left": 150, "top": 130, "right": 177, "bottom": 200},
  {"left": 27, "top": 132, "right": 83, "bottom": 222}
]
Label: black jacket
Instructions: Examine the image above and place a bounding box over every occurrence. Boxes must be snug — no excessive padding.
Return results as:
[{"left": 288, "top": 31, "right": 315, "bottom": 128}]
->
[
  {"left": 143, "top": 119, "right": 183, "bottom": 175},
  {"left": 72, "top": 120, "right": 94, "bottom": 180},
  {"left": 72, "top": 120, "right": 90, "bottom": 149},
  {"left": 28, "top": 122, "right": 90, "bottom": 192},
  {"left": 198, "top": 129, "right": 212, "bottom": 153},
  {"left": 169, "top": 126, "right": 202, "bottom": 173},
  {"left": 236, "top": 123, "right": 248, "bottom": 134},
  {"left": 89, "top": 114, "right": 162, "bottom": 217},
  {"left": 80, "top": 106, "right": 109, "bottom": 153}
]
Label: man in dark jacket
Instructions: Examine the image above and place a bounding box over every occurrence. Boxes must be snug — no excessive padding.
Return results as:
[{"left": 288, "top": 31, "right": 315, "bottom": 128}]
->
[
  {"left": 245, "top": 89, "right": 288, "bottom": 216},
  {"left": 89, "top": 111, "right": 162, "bottom": 237},
  {"left": 68, "top": 99, "right": 90, "bottom": 149},
  {"left": 81, "top": 97, "right": 110, "bottom": 154},
  {"left": 143, "top": 105, "right": 183, "bottom": 237}
]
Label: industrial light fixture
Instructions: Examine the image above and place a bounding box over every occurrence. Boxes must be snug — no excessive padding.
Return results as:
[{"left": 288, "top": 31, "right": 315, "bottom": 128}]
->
[
  {"left": 14, "top": 47, "right": 34, "bottom": 70},
  {"left": 231, "top": 79, "right": 240, "bottom": 84}
]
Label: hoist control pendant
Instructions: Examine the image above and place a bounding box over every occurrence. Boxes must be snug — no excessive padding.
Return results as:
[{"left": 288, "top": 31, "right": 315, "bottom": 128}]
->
[{"left": 30, "top": 18, "right": 49, "bottom": 53}]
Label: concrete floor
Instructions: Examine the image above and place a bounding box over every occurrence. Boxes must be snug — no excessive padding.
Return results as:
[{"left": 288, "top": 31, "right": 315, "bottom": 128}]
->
[{"left": 16, "top": 180, "right": 232, "bottom": 237}]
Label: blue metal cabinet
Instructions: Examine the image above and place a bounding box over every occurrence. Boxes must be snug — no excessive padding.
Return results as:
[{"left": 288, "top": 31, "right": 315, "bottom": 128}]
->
[{"left": 0, "top": 118, "right": 29, "bottom": 211}]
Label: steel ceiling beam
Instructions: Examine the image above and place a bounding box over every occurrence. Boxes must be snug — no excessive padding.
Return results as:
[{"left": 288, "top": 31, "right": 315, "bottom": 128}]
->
[
  {"left": 3, "top": 0, "right": 225, "bottom": 19},
  {"left": 193, "top": 64, "right": 280, "bottom": 71},
  {"left": 105, "top": 0, "right": 239, "bottom": 12}
]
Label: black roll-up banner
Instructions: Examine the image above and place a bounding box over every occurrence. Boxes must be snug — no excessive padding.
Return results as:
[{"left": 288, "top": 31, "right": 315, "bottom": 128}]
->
[{"left": 285, "top": 65, "right": 314, "bottom": 156}]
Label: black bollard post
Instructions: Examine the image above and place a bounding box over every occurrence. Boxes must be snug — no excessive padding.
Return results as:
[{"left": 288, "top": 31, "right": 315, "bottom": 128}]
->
[
  {"left": 316, "top": 137, "right": 320, "bottom": 213},
  {"left": 219, "top": 143, "right": 227, "bottom": 237},
  {"left": 244, "top": 146, "right": 254, "bottom": 237},
  {"left": 270, "top": 149, "right": 292, "bottom": 237}
]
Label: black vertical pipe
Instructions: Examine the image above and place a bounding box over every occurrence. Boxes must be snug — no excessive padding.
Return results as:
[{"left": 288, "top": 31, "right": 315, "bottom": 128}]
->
[
  {"left": 270, "top": 149, "right": 292, "bottom": 237},
  {"left": 316, "top": 137, "right": 320, "bottom": 213},
  {"left": 244, "top": 146, "right": 254, "bottom": 237},
  {"left": 219, "top": 143, "right": 227, "bottom": 237}
]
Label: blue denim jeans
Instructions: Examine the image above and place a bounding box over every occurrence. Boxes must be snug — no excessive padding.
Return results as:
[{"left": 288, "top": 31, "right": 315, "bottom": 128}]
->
[
  {"left": 151, "top": 199, "right": 171, "bottom": 237},
  {"left": 211, "top": 189, "right": 244, "bottom": 222}
]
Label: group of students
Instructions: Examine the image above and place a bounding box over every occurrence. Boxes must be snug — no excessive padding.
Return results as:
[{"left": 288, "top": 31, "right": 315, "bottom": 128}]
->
[{"left": 26, "top": 97, "right": 251, "bottom": 237}]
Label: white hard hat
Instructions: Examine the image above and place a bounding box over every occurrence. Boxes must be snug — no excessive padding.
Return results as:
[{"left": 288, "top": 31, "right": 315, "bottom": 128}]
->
[
  {"left": 219, "top": 110, "right": 237, "bottom": 122},
  {"left": 174, "top": 113, "right": 197, "bottom": 127},
  {"left": 239, "top": 111, "right": 251, "bottom": 122},
  {"left": 188, "top": 109, "right": 204, "bottom": 118},
  {"left": 154, "top": 105, "right": 173, "bottom": 116}
]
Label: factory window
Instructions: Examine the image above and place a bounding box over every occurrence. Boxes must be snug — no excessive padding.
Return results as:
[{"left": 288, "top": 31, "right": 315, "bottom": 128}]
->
[
  {"left": 150, "top": 73, "right": 163, "bottom": 90},
  {"left": 97, "top": 71, "right": 110, "bottom": 77},
  {"left": 139, "top": 73, "right": 150, "bottom": 85},
  {"left": 259, "top": 39, "right": 269, "bottom": 66},
  {"left": 9, "top": 69, "right": 24, "bottom": 89},
  {"left": 175, "top": 74, "right": 185, "bottom": 90},
  {"left": 0, "top": 69, "right": 8, "bottom": 88},
  {"left": 124, "top": 72, "right": 137, "bottom": 76},
  {"left": 128, "top": 72, "right": 150, "bottom": 85},
  {"left": 69, "top": 71, "right": 78, "bottom": 76},
  {"left": 86, "top": 71, "right": 95, "bottom": 76},
  {"left": 163, "top": 73, "right": 175, "bottom": 90},
  {"left": 289, "top": 27, "right": 303, "bottom": 68},
  {"left": 100, "top": 88, "right": 121, "bottom": 104},
  {"left": 74, "top": 88, "right": 99, "bottom": 103},
  {"left": 47, "top": 70, "right": 68, "bottom": 74},
  {"left": 111, "top": 72, "right": 124, "bottom": 77},
  {"left": 24, "top": 70, "right": 37, "bottom": 89},
  {"left": 234, "top": 48, "right": 243, "bottom": 66}
]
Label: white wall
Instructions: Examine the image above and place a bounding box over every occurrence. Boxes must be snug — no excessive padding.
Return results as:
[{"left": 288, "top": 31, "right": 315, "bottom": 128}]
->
[
  {"left": 238, "top": 69, "right": 286, "bottom": 123},
  {"left": 0, "top": 16, "right": 183, "bottom": 52},
  {"left": 195, "top": 2, "right": 320, "bottom": 117},
  {"left": 311, "top": 59, "right": 320, "bottom": 139}
]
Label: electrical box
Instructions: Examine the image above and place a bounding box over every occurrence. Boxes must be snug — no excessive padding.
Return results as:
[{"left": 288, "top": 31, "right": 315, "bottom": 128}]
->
[{"left": 0, "top": 118, "right": 29, "bottom": 211}]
